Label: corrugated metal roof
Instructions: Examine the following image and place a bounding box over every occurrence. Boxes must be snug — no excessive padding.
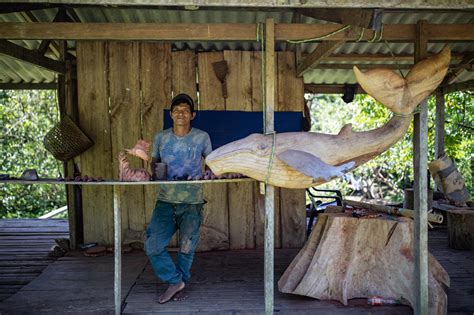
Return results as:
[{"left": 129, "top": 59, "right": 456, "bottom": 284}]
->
[{"left": 0, "top": 6, "right": 473, "bottom": 87}]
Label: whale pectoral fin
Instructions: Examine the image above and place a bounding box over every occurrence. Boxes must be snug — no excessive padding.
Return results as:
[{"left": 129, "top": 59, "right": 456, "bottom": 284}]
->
[{"left": 277, "top": 150, "right": 355, "bottom": 182}]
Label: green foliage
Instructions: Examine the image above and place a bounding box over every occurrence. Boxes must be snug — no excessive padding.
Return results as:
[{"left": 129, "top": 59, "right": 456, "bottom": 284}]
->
[
  {"left": 306, "top": 90, "right": 473, "bottom": 202},
  {"left": 0, "top": 90, "right": 66, "bottom": 218}
]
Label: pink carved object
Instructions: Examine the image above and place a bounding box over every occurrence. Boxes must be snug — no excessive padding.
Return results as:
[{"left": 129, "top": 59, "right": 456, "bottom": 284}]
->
[
  {"left": 119, "top": 152, "right": 151, "bottom": 181},
  {"left": 125, "top": 139, "right": 151, "bottom": 162}
]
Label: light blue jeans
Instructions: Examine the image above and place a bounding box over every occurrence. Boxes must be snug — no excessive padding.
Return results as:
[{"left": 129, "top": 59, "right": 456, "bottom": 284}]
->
[{"left": 145, "top": 200, "right": 203, "bottom": 285}]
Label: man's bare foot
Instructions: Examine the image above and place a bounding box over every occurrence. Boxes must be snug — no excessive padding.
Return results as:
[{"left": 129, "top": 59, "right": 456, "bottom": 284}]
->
[
  {"left": 158, "top": 281, "right": 185, "bottom": 304},
  {"left": 172, "top": 289, "right": 189, "bottom": 302}
]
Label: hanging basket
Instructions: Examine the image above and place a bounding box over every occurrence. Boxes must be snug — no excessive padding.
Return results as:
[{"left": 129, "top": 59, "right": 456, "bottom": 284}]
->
[{"left": 43, "top": 115, "right": 93, "bottom": 161}]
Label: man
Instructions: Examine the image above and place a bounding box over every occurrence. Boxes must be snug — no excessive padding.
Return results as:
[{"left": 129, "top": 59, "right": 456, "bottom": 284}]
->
[{"left": 146, "top": 93, "right": 212, "bottom": 304}]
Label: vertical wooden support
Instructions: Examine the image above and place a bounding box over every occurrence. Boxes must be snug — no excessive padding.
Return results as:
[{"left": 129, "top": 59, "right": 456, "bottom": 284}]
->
[
  {"left": 264, "top": 18, "right": 275, "bottom": 315},
  {"left": 58, "top": 39, "right": 81, "bottom": 248},
  {"left": 435, "top": 90, "right": 445, "bottom": 159},
  {"left": 113, "top": 185, "right": 121, "bottom": 315},
  {"left": 413, "top": 19, "right": 429, "bottom": 315}
]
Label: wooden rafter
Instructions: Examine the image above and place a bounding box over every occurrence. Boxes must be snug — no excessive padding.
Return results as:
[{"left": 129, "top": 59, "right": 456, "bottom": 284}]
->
[
  {"left": 442, "top": 52, "right": 474, "bottom": 85},
  {"left": 1, "top": 0, "right": 469, "bottom": 9},
  {"left": 0, "top": 3, "right": 57, "bottom": 14},
  {"left": 0, "top": 40, "right": 65, "bottom": 73},
  {"left": 442, "top": 79, "right": 474, "bottom": 93},
  {"left": 297, "top": 8, "right": 376, "bottom": 28},
  {"left": 0, "top": 82, "right": 56, "bottom": 89},
  {"left": 0, "top": 23, "right": 473, "bottom": 41},
  {"left": 296, "top": 9, "right": 377, "bottom": 77},
  {"left": 297, "top": 41, "right": 345, "bottom": 76},
  {"left": 322, "top": 53, "right": 463, "bottom": 62},
  {"left": 305, "top": 84, "right": 366, "bottom": 94}
]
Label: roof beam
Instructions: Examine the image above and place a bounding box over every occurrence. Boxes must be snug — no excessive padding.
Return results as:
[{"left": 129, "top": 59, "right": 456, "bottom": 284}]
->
[
  {"left": 305, "top": 84, "right": 366, "bottom": 94},
  {"left": 0, "top": 40, "right": 65, "bottom": 73},
  {"left": 297, "top": 41, "right": 345, "bottom": 76},
  {"left": 3, "top": 1, "right": 469, "bottom": 10},
  {"left": 314, "top": 63, "right": 472, "bottom": 70},
  {"left": 441, "top": 79, "right": 474, "bottom": 94},
  {"left": 296, "top": 8, "right": 376, "bottom": 76},
  {"left": 297, "top": 8, "right": 377, "bottom": 28},
  {"left": 0, "top": 82, "right": 56, "bottom": 90},
  {"left": 441, "top": 52, "right": 474, "bottom": 85},
  {"left": 0, "top": 4, "right": 57, "bottom": 14},
  {"left": 322, "top": 53, "right": 464, "bottom": 62},
  {"left": 0, "top": 23, "right": 473, "bottom": 41}
]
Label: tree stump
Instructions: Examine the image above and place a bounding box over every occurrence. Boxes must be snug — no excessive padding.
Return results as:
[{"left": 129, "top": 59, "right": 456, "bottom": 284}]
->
[
  {"left": 447, "top": 208, "right": 474, "bottom": 250},
  {"left": 278, "top": 213, "right": 450, "bottom": 314}
]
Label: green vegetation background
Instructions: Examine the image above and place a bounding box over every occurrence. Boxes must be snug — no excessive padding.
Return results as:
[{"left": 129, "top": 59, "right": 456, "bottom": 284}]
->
[{"left": 0, "top": 89, "right": 472, "bottom": 218}]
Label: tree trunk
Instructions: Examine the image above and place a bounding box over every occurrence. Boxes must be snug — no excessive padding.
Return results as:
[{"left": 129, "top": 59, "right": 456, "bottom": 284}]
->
[{"left": 278, "top": 213, "right": 449, "bottom": 315}]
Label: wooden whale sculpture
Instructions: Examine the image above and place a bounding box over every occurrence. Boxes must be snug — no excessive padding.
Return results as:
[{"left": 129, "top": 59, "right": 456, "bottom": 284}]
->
[{"left": 205, "top": 46, "right": 451, "bottom": 189}]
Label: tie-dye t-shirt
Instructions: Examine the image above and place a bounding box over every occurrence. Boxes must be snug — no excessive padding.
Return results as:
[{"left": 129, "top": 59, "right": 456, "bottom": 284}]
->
[{"left": 152, "top": 128, "right": 212, "bottom": 204}]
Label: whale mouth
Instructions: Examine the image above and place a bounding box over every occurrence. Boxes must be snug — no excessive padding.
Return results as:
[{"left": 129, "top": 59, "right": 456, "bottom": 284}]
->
[{"left": 206, "top": 148, "right": 252, "bottom": 162}]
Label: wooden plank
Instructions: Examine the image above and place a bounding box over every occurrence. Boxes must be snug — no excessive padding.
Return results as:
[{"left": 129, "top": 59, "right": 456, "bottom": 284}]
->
[
  {"left": 76, "top": 41, "right": 113, "bottom": 245},
  {"left": 277, "top": 52, "right": 304, "bottom": 112},
  {"left": 250, "top": 50, "right": 282, "bottom": 249},
  {"left": 224, "top": 50, "right": 255, "bottom": 250},
  {"left": 197, "top": 52, "right": 226, "bottom": 109},
  {"left": 305, "top": 84, "right": 366, "bottom": 94},
  {"left": 172, "top": 50, "right": 197, "bottom": 106},
  {"left": 197, "top": 51, "right": 229, "bottom": 252},
  {"left": 413, "top": 19, "right": 429, "bottom": 315},
  {"left": 442, "top": 79, "right": 474, "bottom": 93},
  {"left": 140, "top": 42, "right": 172, "bottom": 239},
  {"left": 224, "top": 50, "right": 252, "bottom": 111},
  {"left": 296, "top": 41, "right": 345, "bottom": 76},
  {"left": 264, "top": 18, "right": 276, "bottom": 315},
  {"left": 108, "top": 41, "right": 145, "bottom": 235},
  {"left": 2, "top": 23, "right": 473, "bottom": 42},
  {"left": 276, "top": 51, "right": 306, "bottom": 249},
  {"left": 170, "top": 49, "right": 198, "bottom": 248},
  {"left": 298, "top": 8, "right": 375, "bottom": 28},
  {"left": 442, "top": 51, "right": 474, "bottom": 85},
  {"left": 434, "top": 91, "right": 445, "bottom": 159},
  {"left": 0, "top": 39, "right": 65, "bottom": 73}
]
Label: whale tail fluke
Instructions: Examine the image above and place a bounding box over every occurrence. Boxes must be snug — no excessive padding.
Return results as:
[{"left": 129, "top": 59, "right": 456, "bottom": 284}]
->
[{"left": 354, "top": 45, "right": 451, "bottom": 115}]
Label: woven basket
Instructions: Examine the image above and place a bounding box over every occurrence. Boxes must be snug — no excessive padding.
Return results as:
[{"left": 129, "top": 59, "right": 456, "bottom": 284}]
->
[{"left": 43, "top": 115, "right": 93, "bottom": 161}]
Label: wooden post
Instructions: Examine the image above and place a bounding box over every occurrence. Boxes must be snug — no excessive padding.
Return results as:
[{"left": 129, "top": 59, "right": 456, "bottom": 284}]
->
[
  {"left": 58, "top": 37, "right": 82, "bottom": 249},
  {"left": 113, "top": 186, "right": 122, "bottom": 315},
  {"left": 264, "top": 18, "right": 275, "bottom": 315},
  {"left": 435, "top": 90, "right": 445, "bottom": 159},
  {"left": 413, "top": 19, "right": 429, "bottom": 315}
]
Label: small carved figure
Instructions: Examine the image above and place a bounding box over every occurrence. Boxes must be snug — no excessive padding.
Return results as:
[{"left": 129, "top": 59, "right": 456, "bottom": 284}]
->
[{"left": 118, "top": 152, "right": 151, "bottom": 181}]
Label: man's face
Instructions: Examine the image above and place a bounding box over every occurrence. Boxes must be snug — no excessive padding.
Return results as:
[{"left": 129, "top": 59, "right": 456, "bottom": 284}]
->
[{"left": 170, "top": 103, "right": 195, "bottom": 127}]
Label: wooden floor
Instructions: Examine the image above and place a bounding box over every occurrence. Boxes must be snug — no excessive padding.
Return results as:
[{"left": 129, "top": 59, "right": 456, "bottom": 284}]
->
[
  {"left": 0, "top": 221, "right": 473, "bottom": 314},
  {"left": 0, "top": 219, "right": 69, "bottom": 302}
]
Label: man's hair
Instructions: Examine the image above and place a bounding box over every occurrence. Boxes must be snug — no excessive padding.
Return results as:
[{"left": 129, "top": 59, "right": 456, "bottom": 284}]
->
[{"left": 171, "top": 94, "right": 195, "bottom": 113}]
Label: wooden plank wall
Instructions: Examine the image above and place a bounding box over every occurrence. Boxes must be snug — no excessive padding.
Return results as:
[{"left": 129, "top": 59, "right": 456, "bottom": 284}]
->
[
  {"left": 197, "top": 52, "right": 230, "bottom": 251},
  {"left": 77, "top": 42, "right": 113, "bottom": 244},
  {"left": 76, "top": 43, "right": 306, "bottom": 249}
]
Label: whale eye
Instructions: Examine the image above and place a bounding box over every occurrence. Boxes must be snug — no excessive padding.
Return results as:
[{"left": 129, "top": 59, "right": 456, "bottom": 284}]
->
[{"left": 258, "top": 143, "right": 268, "bottom": 150}]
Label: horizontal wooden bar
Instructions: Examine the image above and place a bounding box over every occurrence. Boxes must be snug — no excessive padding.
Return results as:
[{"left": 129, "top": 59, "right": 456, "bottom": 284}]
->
[
  {"left": 0, "top": 178, "right": 255, "bottom": 186},
  {"left": 0, "top": 83, "right": 56, "bottom": 90},
  {"left": 0, "top": 23, "right": 473, "bottom": 42},
  {"left": 305, "top": 84, "right": 366, "bottom": 94},
  {"left": 0, "top": 40, "right": 65, "bottom": 73},
  {"left": 6, "top": 0, "right": 471, "bottom": 9}
]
